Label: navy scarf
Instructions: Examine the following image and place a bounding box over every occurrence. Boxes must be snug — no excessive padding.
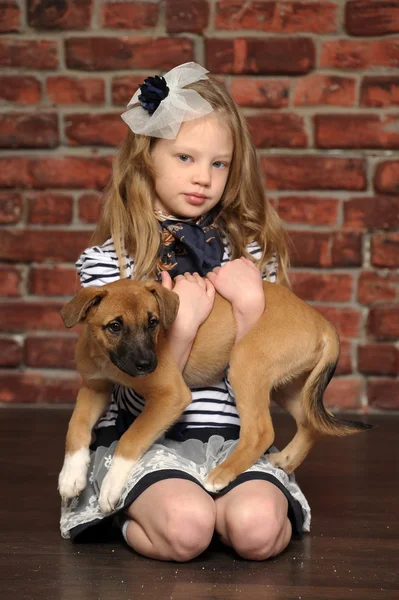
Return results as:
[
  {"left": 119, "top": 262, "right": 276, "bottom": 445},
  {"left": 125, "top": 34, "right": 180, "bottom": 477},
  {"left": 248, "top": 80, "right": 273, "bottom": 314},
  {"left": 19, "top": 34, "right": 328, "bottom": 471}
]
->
[{"left": 156, "top": 211, "right": 224, "bottom": 279}]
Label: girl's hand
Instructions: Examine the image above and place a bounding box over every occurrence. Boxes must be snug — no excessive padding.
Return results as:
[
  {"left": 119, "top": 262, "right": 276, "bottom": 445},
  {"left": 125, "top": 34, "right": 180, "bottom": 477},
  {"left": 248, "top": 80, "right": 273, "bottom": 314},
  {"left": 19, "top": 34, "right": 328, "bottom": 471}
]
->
[
  {"left": 206, "top": 257, "right": 265, "bottom": 342},
  {"left": 161, "top": 271, "right": 215, "bottom": 371},
  {"left": 161, "top": 271, "right": 216, "bottom": 336}
]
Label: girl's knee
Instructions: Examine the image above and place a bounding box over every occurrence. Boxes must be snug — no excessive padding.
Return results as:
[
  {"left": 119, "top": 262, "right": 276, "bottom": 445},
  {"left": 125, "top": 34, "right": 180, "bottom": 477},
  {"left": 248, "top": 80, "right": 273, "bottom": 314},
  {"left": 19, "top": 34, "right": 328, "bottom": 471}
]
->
[
  {"left": 164, "top": 495, "right": 216, "bottom": 562},
  {"left": 224, "top": 493, "right": 292, "bottom": 561}
]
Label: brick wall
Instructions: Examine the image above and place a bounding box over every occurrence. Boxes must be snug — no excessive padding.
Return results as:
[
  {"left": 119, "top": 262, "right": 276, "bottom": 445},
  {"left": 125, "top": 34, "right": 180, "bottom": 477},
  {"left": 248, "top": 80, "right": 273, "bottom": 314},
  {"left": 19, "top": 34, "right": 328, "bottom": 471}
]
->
[{"left": 0, "top": 0, "right": 398, "bottom": 410}]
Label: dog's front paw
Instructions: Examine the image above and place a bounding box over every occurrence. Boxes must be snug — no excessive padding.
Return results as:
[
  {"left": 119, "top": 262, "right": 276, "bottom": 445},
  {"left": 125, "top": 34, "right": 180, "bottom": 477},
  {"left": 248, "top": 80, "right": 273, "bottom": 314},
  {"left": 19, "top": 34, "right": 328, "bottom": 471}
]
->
[
  {"left": 58, "top": 448, "right": 90, "bottom": 499},
  {"left": 98, "top": 456, "right": 136, "bottom": 514}
]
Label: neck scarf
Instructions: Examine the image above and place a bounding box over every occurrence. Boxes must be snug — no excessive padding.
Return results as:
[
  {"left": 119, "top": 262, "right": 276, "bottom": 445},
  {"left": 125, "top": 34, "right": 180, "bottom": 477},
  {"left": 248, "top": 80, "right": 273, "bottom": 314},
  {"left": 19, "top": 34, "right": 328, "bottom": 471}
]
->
[{"left": 155, "top": 209, "right": 224, "bottom": 279}]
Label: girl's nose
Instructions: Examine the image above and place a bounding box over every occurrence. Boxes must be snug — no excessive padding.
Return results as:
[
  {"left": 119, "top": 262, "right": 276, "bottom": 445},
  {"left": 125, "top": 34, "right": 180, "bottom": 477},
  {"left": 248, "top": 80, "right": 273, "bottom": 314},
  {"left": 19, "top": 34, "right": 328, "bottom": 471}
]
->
[{"left": 192, "top": 164, "right": 211, "bottom": 186}]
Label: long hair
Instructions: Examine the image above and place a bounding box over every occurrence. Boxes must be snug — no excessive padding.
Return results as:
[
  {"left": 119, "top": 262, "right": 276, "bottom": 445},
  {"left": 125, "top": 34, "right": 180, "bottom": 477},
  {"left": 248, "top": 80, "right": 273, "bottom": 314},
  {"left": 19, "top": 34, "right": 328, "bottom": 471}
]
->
[{"left": 92, "top": 76, "right": 289, "bottom": 284}]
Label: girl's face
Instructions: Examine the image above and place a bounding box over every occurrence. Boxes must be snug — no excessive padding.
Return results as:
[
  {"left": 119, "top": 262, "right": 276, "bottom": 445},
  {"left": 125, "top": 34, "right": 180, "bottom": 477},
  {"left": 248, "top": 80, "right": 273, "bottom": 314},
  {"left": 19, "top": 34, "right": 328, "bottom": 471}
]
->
[{"left": 151, "top": 113, "right": 234, "bottom": 219}]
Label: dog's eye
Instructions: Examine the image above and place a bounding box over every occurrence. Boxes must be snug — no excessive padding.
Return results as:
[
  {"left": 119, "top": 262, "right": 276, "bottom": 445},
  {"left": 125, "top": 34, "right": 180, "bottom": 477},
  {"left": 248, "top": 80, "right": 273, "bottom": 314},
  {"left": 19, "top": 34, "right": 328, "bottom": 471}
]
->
[
  {"left": 107, "top": 321, "right": 122, "bottom": 334},
  {"left": 148, "top": 317, "right": 159, "bottom": 329}
]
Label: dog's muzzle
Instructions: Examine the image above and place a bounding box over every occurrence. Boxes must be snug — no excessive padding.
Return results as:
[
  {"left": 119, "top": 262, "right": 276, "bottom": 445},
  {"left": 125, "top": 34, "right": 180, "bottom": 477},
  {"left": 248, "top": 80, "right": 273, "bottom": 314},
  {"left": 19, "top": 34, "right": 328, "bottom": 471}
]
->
[{"left": 110, "top": 350, "right": 158, "bottom": 377}]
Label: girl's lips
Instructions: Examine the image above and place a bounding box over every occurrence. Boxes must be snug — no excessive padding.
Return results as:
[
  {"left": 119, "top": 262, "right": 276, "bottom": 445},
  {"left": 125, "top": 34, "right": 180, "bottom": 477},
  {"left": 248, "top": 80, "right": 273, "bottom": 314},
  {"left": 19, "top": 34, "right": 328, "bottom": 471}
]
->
[{"left": 184, "top": 193, "right": 207, "bottom": 205}]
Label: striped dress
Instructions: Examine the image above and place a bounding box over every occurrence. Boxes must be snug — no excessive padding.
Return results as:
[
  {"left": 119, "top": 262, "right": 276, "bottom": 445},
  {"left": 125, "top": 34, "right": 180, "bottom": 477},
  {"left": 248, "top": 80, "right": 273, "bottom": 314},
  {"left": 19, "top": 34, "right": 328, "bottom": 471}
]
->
[{"left": 59, "top": 237, "right": 311, "bottom": 540}]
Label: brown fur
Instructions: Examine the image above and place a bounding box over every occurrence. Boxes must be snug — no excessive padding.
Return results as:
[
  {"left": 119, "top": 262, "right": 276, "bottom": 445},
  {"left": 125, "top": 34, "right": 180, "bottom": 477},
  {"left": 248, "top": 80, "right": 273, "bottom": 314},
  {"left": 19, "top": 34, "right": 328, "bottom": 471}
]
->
[{"left": 59, "top": 278, "right": 371, "bottom": 504}]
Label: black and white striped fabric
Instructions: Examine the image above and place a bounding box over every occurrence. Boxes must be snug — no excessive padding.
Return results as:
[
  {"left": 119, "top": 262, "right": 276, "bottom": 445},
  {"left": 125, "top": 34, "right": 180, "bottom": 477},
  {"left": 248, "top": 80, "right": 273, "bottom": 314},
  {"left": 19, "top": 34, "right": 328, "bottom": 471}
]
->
[{"left": 76, "top": 237, "right": 278, "bottom": 433}]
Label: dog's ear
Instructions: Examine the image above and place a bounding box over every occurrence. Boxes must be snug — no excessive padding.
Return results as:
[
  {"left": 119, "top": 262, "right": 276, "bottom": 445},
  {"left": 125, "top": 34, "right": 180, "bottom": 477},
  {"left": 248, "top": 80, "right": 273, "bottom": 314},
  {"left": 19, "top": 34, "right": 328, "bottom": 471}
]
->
[
  {"left": 60, "top": 287, "right": 108, "bottom": 328},
  {"left": 145, "top": 281, "right": 180, "bottom": 330}
]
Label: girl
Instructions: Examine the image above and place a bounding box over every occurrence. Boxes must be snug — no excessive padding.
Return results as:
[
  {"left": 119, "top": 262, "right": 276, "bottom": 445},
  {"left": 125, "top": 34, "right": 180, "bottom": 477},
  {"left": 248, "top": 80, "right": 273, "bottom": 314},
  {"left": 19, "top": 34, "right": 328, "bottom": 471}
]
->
[{"left": 60, "top": 62, "right": 311, "bottom": 561}]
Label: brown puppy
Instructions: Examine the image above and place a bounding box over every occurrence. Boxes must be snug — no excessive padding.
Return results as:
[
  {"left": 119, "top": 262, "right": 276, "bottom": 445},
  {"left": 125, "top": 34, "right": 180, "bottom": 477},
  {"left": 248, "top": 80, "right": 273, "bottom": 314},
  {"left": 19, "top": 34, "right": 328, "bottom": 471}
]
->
[{"left": 58, "top": 278, "right": 370, "bottom": 513}]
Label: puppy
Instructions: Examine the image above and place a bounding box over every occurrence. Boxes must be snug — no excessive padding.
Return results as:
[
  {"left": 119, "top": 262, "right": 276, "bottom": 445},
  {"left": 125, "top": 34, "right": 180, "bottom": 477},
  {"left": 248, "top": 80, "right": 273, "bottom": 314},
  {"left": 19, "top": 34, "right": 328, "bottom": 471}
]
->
[{"left": 58, "top": 278, "right": 371, "bottom": 513}]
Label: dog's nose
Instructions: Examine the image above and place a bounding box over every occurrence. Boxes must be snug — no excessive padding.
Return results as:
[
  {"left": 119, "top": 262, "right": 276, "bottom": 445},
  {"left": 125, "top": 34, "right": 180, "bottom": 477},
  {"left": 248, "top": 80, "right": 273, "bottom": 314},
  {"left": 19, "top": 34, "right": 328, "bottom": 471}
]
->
[{"left": 135, "top": 359, "right": 153, "bottom": 373}]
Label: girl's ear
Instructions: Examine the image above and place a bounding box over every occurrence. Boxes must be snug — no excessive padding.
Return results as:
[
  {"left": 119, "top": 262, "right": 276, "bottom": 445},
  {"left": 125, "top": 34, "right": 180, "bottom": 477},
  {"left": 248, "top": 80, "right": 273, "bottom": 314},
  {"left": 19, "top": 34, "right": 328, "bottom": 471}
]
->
[
  {"left": 145, "top": 281, "right": 180, "bottom": 330},
  {"left": 60, "top": 287, "right": 108, "bottom": 328}
]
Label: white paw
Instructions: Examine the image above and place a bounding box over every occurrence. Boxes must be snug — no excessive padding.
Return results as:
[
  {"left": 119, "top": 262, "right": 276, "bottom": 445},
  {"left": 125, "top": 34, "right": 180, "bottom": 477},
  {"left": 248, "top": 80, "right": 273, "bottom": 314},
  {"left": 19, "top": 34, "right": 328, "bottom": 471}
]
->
[
  {"left": 98, "top": 456, "right": 136, "bottom": 514},
  {"left": 203, "top": 476, "right": 229, "bottom": 493},
  {"left": 58, "top": 448, "right": 90, "bottom": 499},
  {"left": 203, "top": 480, "right": 224, "bottom": 493}
]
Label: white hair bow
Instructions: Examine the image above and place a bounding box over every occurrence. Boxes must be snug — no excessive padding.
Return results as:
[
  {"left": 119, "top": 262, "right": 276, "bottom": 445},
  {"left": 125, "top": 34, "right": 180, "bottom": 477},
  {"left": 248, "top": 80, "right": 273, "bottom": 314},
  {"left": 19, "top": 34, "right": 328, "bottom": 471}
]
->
[{"left": 121, "top": 62, "right": 214, "bottom": 139}]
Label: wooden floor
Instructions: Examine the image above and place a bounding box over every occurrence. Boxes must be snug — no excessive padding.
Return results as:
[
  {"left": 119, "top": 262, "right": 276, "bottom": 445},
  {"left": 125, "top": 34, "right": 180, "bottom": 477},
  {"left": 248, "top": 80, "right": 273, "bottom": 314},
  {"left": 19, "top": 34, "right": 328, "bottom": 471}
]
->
[{"left": 1, "top": 408, "right": 398, "bottom": 600}]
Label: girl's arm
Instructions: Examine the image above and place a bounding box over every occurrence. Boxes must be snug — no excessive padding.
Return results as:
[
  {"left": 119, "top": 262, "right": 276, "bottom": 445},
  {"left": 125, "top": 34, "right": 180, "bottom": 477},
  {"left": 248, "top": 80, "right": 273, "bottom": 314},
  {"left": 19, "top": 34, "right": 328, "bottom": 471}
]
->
[
  {"left": 160, "top": 271, "right": 216, "bottom": 371},
  {"left": 206, "top": 257, "right": 265, "bottom": 343}
]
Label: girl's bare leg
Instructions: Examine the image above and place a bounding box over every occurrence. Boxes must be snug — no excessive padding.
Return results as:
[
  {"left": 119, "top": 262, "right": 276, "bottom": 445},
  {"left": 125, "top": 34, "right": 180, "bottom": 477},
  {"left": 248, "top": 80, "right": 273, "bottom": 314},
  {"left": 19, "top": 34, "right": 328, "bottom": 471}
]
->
[
  {"left": 215, "top": 480, "right": 292, "bottom": 560},
  {"left": 124, "top": 479, "right": 216, "bottom": 562}
]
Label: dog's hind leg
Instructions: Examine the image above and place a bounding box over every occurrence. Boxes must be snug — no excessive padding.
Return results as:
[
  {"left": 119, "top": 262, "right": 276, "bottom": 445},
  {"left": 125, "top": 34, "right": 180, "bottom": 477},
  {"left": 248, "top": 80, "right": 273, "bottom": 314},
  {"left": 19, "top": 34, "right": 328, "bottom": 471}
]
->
[
  {"left": 268, "top": 376, "right": 320, "bottom": 473},
  {"left": 205, "top": 352, "right": 276, "bottom": 493},
  {"left": 58, "top": 384, "right": 110, "bottom": 499}
]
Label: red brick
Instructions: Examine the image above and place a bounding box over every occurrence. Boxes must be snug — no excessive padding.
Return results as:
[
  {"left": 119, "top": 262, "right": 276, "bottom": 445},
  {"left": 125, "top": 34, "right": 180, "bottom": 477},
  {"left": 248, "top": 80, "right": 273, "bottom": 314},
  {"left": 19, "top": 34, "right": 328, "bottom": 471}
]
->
[
  {"left": 0, "top": 371, "right": 80, "bottom": 403},
  {"left": 294, "top": 74, "right": 356, "bottom": 107},
  {"left": 103, "top": 1, "right": 160, "bottom": 29},
  {"left": 360, "top": 76, "right": 399, "bottom": 108},
  {"left": 66, "top": 37, "right": 194, "bottom": 70},
  {"left": 288, "top": 231, "right": 331, "bottom": 267},
  {"left": 368, "top": 379, "right": 399, "bottom": 410},
  {"left": 358, "top": 271, "right": 399, "bottom": 305},
  {"left": 344, "top": 196, "right": 399, "bottom": 231},
  {"left": 290, "top": 272, "right": 353, "bottom": 302},
  {"left": 0, "top": 156, "right": 112, "bottom": 190},
  {"left": 0, "top": 266, "right": 21, "bottom": 296},
  {"left": 346, "top": 1, "right": 399, "bottom": 36},
  {"left": 0, "top": 337, "right": 22, "bottom": 367},
  {"left": 261, "top": 156, "right": 366, "bottom": 191},
  {"left": 0, "top": 39, "right": 58, "bottom": 69},
  {"left": 0, "top": 230, "right": 92, "bottom": 263},
  {"left": 112, "top": 75, "right": 145, "bottom": 106},
  {"left": 0, "top": 113, "right": 59, "bottom": 149},
  {"left": 374, "top": 161, "right": 399, "bottom": 195},
  {"left": 335, "top": 340, "right": 353, "bottom": 376},
  {"left": 24, "top": 334, "right": 78, "bottom": 368},
  {"left": 0, "top": 191, "right": 23, "bottom": 224},
  {"left": 215, "top": 1, "right": 337, "bottom": 33},
  {"left": 27, "top": 193, "right": 73, "bottom": 225},
  {"left": 0, "top": 76, "right": 41, "bottom": 104},
  {"left": 28, "top": 0, "right": 93, "bottom": 29},
  {"left": 30, "top": 266, "right": 80, "bottom": 296},
  {"left": 324, "top": 378, "right": 362, "bottom": 410},
  {"left": 367, "top": 304, "right": 399, "bottom": 340},
  {"left": 206, "top": 37, "right": 315, "bottom": 75},
  {"left": 315, "top": 306, "right": 361, "bottom": 339},
  {"left": 332, "top": 232, "right": 363, "bottom": 267},
  {"left": 0, "top": 1, "right": 20, "bottom": 32},
  {"left": 46, "top": 76, "right": 105, "bottom": 105},
  {"left": 247, "top": 113, "right": 307, "bottom": 148},
  {"left": 166, "top": 0, "right": 209, "bottom": 33},
  {"left": 320, "top": 39, "right": 399, "bottom": 71},
  {"left": 65, "top": 113, "right": 126, "bottom": 147},
  {"left": 78, "top": 193, "right": 102, "bottom": 224},
  {"left": 0, "top": 300, "right": 65, "bottom": 332},
  {"left": 278, "top": 196, "right": 338, "bottom": 226},
  {"left": 315, "top": 114, "right": 399, "bottom": 150},
  {"left": 288, "top": 231, "right": 362, "bottom": 268},
  {"left": 371, "top": 233, "right": 399, "bottom": 268},
  {"left": 230, "top": 78, "right": 289, "bottom": 108},
  {"left": 358, "top": 344, "right": 399, "bottom": 376}
]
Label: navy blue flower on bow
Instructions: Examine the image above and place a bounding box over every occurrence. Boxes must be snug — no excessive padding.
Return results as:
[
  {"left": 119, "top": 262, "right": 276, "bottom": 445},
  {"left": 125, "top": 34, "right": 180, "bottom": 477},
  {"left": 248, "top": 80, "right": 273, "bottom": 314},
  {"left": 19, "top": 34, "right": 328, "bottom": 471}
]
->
[{"left": 138, "top": 75, "right": 169, "bottom": 115}]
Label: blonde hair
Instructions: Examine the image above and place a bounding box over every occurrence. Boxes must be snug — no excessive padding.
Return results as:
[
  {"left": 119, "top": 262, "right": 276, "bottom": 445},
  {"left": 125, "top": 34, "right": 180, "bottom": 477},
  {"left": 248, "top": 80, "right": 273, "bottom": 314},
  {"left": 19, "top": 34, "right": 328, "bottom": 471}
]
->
[{"left": 92, "top": 76, "right": 289, "bottom": 285}]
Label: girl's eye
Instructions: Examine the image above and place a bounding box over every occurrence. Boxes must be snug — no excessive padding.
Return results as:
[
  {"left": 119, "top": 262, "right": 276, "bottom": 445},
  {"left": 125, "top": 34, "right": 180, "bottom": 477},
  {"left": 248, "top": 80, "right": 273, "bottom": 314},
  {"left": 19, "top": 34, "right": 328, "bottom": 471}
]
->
[
  {"left": 149, "top": 317, "right": 159, "bottom": 329},
  {"left": 107, "top": 321, "right": 122, "bottom": 334},
  {"left": 213, "top": 161, "right": 227, "bottom": 169},
  {"left": 178, "top": 155, "right": 191, "bottom": 163}
]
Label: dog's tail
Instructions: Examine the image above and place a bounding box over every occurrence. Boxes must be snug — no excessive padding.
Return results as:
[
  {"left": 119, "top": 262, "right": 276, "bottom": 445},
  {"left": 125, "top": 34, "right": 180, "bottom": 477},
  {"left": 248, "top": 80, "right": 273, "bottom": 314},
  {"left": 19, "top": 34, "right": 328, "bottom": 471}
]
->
[{"left": 303, "top": 325, "right": 372, "bottom": 437}]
